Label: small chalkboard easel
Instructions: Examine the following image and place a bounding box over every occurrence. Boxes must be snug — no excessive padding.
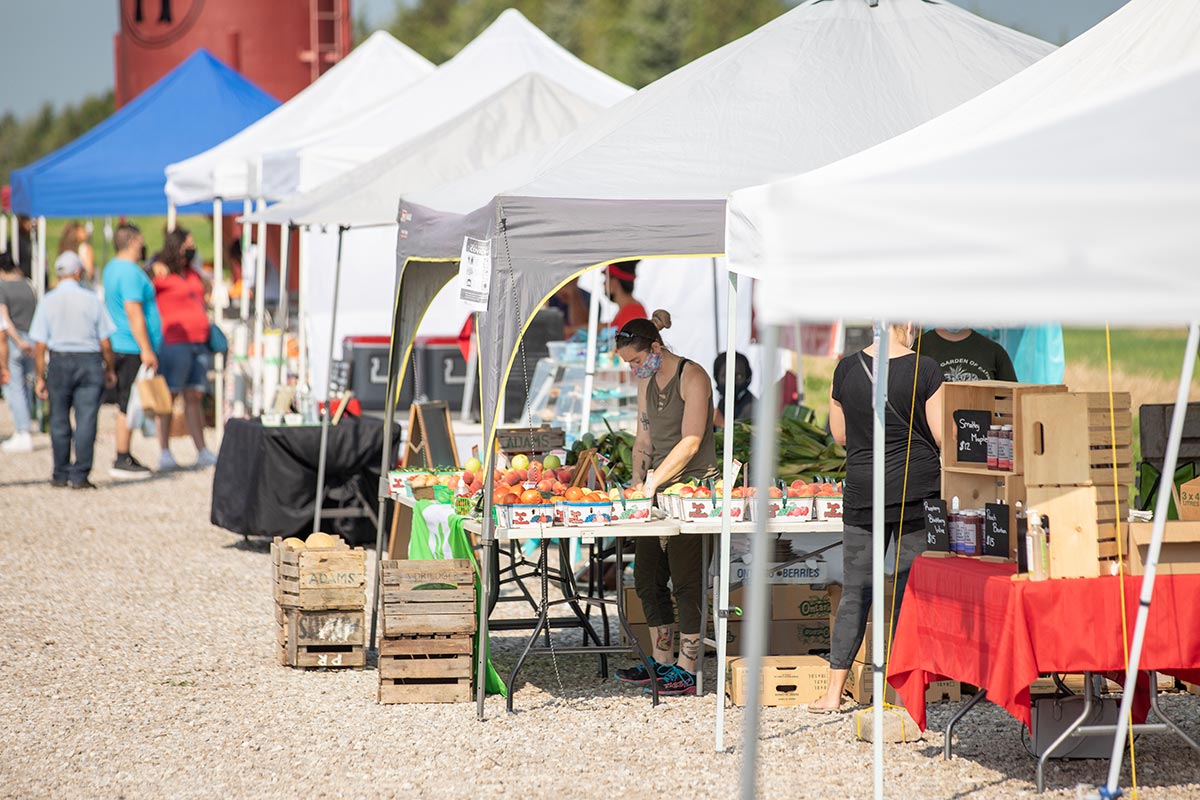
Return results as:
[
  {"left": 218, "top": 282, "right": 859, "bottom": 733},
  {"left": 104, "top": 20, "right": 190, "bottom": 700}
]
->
[
  {"left": 403, "top": 401, "right": 459, "bottom": 468},
  {"left": 570, "top": 449, "right": 608, "bottom": 491}
]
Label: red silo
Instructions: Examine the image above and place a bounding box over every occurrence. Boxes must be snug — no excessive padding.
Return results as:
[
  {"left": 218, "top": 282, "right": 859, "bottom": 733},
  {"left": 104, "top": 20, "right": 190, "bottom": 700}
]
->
[{"left": 114, "top": 0, "right": 352, "bottom": 107}]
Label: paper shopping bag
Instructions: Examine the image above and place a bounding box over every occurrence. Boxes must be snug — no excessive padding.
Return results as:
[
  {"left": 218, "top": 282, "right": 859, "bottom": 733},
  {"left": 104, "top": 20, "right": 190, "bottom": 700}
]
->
[{"left": 136, "top": 373, "right": 173, "bottom": 416}]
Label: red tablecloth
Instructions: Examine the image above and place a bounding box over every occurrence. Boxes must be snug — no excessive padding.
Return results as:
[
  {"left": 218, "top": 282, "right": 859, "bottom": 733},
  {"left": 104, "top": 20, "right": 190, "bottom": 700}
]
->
[{"left": 888, "top": 556, "right": 1200, "bottom": 731}]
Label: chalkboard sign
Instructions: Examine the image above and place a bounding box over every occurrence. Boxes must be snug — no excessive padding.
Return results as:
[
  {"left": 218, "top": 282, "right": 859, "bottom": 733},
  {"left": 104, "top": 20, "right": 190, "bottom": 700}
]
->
[
  {"left": 496, "top": 426, "right": 565, "bottom": 455},
  {"left": 403, "top": 401, "right": 459, "bottom": 469},
  {"left": 953, "top": 410, "right": 992, "bottom": 463},
  {"left": 329, "top": 360, "right": 351, "bottom": 396},
  {"left": 923, "top": 499, "right": 951, "bottom": 553},
  {"left": 983, "top": 502, "right": 1011, "bottom": 559}
]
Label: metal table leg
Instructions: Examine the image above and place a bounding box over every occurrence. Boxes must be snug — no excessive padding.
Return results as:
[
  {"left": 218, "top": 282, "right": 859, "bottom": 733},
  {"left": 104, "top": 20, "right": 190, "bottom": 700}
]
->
[
  {"left": 697, "top": 532, "right": 710, "bottom": 696},
  {"left": 1147, "top": 671, "right": 1200, "bottom": 753},
  {"left": 1037, "top": 673, "right": 1097, "bottom": 793},
  {"left": 944, "top": 689, "right": 988, "bottom": 760}
]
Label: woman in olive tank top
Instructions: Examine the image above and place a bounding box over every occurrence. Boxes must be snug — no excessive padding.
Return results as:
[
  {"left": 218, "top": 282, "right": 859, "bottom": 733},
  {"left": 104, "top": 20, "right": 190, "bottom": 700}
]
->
[{"left": 612, "top": 310, "right": 718, "bottom": 696}]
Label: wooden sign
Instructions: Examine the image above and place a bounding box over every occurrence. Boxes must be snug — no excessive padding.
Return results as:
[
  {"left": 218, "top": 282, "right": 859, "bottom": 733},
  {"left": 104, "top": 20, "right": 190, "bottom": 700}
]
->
[
  {"left": 983, "top": 502, "right": 1011, "bottom": 560},
  {"left": 953, "top": 410, "right": 992, "bottom": 463},
  {"left": 923, "top": 499, "right": 951, "bottom": 555},
  {"left": 1179, "top": 476, "right": 1200, "bottom": 521},
  {"left": 496, "top": 425, "right": 565, "bottom": 455},
  {"left": 403, "top": 402, "right": 459, "bottom": 469}
]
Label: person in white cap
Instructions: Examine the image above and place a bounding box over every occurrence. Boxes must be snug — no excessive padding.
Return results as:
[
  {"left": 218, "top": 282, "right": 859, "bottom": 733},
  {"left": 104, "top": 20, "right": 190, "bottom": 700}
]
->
[{"left": 27, "top": 251, "right": 117, "bottom": 489}]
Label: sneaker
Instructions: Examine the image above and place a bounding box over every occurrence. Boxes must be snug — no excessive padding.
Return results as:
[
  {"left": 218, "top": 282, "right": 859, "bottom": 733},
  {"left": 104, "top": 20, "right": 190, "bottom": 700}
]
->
[
  {"left": 615, "top": 658, "right": 663, "bottom": 685},
  {"left": 158, "top": 451, "right": 178, "bottom": 471},
  {"left": 110, "top": 453, "right": 151, "bottom": 480},
  {"left": 70, "top": 479, "right": 98, "bottom": 490},
  {"left": 195, "top": 448, "right": 218, "bottom": 468},
  {"left": 50, "top": 477, "right": 69, "bottom": 488},
  {"left": 647, "top": 664, "right": 697, "bottom": 696},
  {"left": 2, "top": 432, "right": 33, "bottom": 453}
]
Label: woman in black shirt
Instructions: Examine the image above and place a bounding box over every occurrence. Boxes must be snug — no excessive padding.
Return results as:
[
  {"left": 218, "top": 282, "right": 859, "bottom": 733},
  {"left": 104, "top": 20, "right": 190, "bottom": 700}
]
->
[{"left": 808, "top": 322, "right": 944, "bottom": 712}]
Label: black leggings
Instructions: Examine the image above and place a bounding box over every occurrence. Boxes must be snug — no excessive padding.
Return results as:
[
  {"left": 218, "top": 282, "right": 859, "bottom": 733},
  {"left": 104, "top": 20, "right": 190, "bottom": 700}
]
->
[
  {"left": 633, "top": 534, "right": 707, "bottom": 635},
  {"left": 829, "top": 521, "right": 928, "bottom": 670}
]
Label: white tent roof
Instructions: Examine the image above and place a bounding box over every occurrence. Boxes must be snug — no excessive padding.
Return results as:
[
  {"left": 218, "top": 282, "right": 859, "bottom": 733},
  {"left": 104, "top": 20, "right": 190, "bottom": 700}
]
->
[
  {"left": 258, "top": 9, "right": 633, "bottom": 199},
  {"left": 727, "top": 0, "right": 1200, "bottom": 327},
  {"left": 163, "top": 31, "right": 433, "bottom": 205},
  {"left": 248, "top": 73, "right": 603, "bottom": 227}
]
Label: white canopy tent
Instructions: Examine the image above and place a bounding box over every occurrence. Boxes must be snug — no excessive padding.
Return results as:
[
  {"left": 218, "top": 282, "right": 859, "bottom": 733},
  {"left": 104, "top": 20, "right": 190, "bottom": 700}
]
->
[
  {"left": 257, "top": 9, "right": 632, "bottom": 200},
  {"left": 390, "top": 0, "right": 1051, "bottom": 729},
  {"left": 728, "top": 10, "right": 1200, "bottom": 798},
  {"left": 164, "top": 31, "right": 434, "bottom": 206}
]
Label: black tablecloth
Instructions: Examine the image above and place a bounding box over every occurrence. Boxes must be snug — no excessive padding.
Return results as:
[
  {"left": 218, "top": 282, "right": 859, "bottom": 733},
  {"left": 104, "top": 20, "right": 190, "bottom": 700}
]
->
[{"left": 210, "top": 416, "right": 396, "bottom": 540}]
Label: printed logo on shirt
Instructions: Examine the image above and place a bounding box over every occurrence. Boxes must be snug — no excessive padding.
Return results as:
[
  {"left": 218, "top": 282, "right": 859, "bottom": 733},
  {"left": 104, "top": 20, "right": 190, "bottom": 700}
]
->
[{"left": 941, "top": 357, "right": 992, "bottom": 382}]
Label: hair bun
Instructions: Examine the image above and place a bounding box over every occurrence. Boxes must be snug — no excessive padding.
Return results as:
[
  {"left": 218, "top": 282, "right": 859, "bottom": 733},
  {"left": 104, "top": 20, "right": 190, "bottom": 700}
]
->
[{"left": 651, "top": 309, "right": 672, "bottom": 330}]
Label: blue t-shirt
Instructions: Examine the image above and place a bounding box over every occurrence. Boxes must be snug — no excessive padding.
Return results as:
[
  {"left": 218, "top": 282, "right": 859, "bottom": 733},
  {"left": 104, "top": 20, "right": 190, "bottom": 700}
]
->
[{"left": 102, "top": 258, "right": 162, "bottom": 355}]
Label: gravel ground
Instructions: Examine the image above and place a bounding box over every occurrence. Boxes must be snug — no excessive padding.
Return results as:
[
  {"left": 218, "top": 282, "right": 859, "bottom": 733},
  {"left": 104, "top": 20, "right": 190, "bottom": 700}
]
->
[{"left": 2, "top": 406, "right": 1199, "bottom": 799}]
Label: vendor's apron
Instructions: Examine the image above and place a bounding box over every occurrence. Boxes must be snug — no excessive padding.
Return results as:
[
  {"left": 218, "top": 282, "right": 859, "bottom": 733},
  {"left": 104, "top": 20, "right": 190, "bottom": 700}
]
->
[{"left": 647, "top": 357, "right": 719, "bottom": 486}]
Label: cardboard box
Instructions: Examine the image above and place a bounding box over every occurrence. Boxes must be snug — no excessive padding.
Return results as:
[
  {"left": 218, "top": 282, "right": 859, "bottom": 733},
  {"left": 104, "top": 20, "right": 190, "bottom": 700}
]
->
[
  {"left": 727, "top": 655, "right": 829, "bottom": 706},
  {"left": 724, "top": 618, "right": 831, "bottom": 657},
  {"left": 1129, "top": 521, "right": 1200, "bottom": 575},
  {"left": 771, "top": 584, "right": 832, "bottom": 621},
  {"left": 730, "top": 559, "right": 830, "bottom": 585},
  {"left": 1180, "top": 477, "right": 1200, "bottom": 521},
  {"left": 845, "top": 662, "right": 960, "bottom": 705}
]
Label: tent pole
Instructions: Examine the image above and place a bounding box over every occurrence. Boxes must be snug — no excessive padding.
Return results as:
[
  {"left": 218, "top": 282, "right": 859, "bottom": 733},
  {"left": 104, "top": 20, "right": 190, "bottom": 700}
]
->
[
  {"left": 240, "top": 199, "right": 252, "bottom": 322},
  {"left": 213, "top": 199, "right": 226, "bottom": 440},
  {"left": 297, "top": 228, "right": 311, "bottom": 399},
  {"left": 252, "top": 200, "right": 268, "bottom": 416},
  {"left": 739, "top": 322, "right": 779, "bottom": 799},
  {"left": 312, "top": 226, "right": 346, "bottom": 536},
  {"left": 579, "top": 280, "right": 601, "bottom": 438},
  {"left": 0, "top": 212, "right": 7, "bottom": 253},
  {"left": 870, "top": 321, "right": 889, "bottom": 800},
  {"left": 711, "top": 259, "right": 721, "bottom": 355},
  {"left": 367, "top": 274, "right": 404, "bottom": 661},
  {"left": 167, "top": 200, "right": 177, "bottom": 233},
  {"left": 102, "top": 217, "right": 112, "bottom": 272},
  {"left": 715, "top": 271, "right": 739, "bottom": 752},
  {"left": 477, "top": 311, "right": 494, "bottom": 721},
  {"left": 1104, "top": 320, "right": 1200, "bottom": 796},
  {"left": 36, "top": 216, "right": 47, "bottom": 298},
  {"left": 278, "top": 223, "right": 291, "bottom": 330},
  {"left": 10, "top": 216, "right": 18, "bottom": 264}
]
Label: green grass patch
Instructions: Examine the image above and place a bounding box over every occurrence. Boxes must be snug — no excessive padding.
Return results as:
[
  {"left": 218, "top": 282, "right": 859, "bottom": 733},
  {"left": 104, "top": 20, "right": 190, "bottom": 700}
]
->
[
  {"left": 43, "top": 215, "right": 216, "bottom": 288},
  {"left": 1062, "top": 327, "right": 1196, "bottom": 382}
]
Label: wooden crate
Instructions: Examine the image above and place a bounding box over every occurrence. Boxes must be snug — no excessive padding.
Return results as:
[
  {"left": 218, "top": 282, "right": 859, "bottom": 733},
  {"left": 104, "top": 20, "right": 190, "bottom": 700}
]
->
[
  {"left": 1027, "top": 485, "right": 1130, "bottom": 579},
  {"left": 940, "top": 382, "right": 1066, "bottom": 473},
  {"left": 380, "top": 559, "right": 477, "bottom": 638},
  {"left": 1023, "top": 392, "right": 1134, "bottom": 487},
  {"left": 942, "top": 471, "right": 1027, "bottom": 560},
  {"left": 378, "top": 634, "right": 473, "bottom": 704},
  {"left": 271, "top": 537, "right": 366, "bottom": 610},
  {"left": 280, "top": 608, "right": 366, "bottom": 669}
]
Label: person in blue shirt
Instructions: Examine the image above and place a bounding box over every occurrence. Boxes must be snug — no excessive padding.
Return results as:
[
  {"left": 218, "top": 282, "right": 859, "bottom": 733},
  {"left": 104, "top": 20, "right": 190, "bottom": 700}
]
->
[
  {"left": 29, "top": 252, "right": 117, "bottom": 489},
  {"left": 102, "top": 223, "right": 162, "bottom": 479}
]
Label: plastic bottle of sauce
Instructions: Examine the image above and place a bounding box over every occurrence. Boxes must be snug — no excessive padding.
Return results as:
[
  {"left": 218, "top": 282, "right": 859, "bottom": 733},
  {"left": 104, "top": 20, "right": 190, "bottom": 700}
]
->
[
  {"left": 998, "top": 425, "right": 1014, "bottom": 471},
  {"left": 987, "top": 425, "right": 1000, "bottom": 470},
  {"left": 949, "top": 496, "right": 962, "bottom": 555}
]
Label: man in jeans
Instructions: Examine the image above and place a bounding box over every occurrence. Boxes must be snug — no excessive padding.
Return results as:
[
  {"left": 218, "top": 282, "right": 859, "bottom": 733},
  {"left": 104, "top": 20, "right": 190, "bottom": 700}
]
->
[
  {"left": 28, "top": 252, "right": 117, "bottom": 489},
  {"left": 1, "top": 250, "right": 39, "bottom": 453},
  {"left": 102, "top": 223, "right": 161, "bottom": 478}
]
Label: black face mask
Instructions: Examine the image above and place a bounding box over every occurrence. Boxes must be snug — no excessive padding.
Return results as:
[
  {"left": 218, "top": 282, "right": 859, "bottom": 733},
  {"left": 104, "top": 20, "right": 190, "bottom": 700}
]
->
[
  {"left": 139, "top": 244, "right": 148, "bottom": 263},
  {"left": 183, "top": 247, "right": 197, "bottom": 263}
]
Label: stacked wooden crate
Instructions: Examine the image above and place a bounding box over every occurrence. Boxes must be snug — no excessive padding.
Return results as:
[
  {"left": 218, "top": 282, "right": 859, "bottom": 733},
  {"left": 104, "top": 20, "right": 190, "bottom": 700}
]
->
[
  {"left": 271, "top": 537, "right": 367, "bottom": 668},
  {"left": 378, "top": 559, "right": 477, "bottom": 704},
  {"left": 1022, "top": 392, "right": 1133, "bottom": 578},
  {"left": 941, "top": 381, "right": 1066, "bottom": 559}
]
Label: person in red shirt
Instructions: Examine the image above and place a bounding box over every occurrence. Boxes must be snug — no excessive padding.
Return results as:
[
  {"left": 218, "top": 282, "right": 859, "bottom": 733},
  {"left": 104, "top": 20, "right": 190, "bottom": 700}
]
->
[
  {"left": 607, "top": 261, "right": 648, "bottom": 330},
  {"left": 150, "top": 227, "right": 217, "bottom": 470}
]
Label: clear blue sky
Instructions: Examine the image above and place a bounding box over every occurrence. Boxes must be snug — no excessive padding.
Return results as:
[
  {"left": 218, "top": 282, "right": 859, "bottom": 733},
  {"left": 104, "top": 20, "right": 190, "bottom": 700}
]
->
[{"left": 0, "top": 0, "right": 1131, "bottom": 119}]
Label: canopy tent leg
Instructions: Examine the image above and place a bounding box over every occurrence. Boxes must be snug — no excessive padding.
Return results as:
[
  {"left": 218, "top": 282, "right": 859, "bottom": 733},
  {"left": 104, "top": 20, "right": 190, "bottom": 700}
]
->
[
  {"left": 579, "top": 282, "right": 602, "bottom": 438},
  {"left": 240, "top": 199, "right": 252, "bottom": 322},
  {"left": 312, "top": 227, "right": 346, "bottom": 536},
  {"left": 297, "top": 229, "right": 311, "bottom": 400},
  {"left": 715, "top": 271, "right": 740, "bottom": 752},
  {"left": 1103, "top": 321, "right": 1200, "bottom": 797},
  {"left": 278, "top": 224, "right": 291, "bottom": 330},
  {"left": 252, "top": 202, "right": 268, "bottom": 416},
  {"left": 212, "top": 198, "right": 226, "bottom": 440},
  {"left": 869, "top": 322, "right": 889, "bottom": 800},
  {"left": 711, "top": 259, "right": 721, "bottom": 355},
  {"left": 0, "top": 211, "right": 7, "bottom": 253},
  {"left": 477, "top": 311, "right": 495, "bottom": 721},
  {"left": 739, "top": 323, "right": 780, "bottom": 799},
  {"left": 36, "top": 216, "right": 47, "bottom": 298},
  {"left": 167, "top": 200, "right": 177, "bottom": 233},
  {"left": 9, "top": 215, "right": 17, "bottom": 262},
  {"left": 102, "top": 217, "right": 112, "bottom": 272}
]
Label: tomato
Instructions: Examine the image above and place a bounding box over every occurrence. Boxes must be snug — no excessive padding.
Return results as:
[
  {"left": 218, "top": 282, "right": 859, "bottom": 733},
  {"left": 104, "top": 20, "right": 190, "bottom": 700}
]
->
[
  {"left": 493, "top": 488, "right": 511, "bottom": 504},
  {"left": 520, "top": 489, "right": 543, "bottom": 505},
  {"left": 503, "top": 493, "right": 521, "bottom": 505},
  {"left": 564, "top": 486, "right": 584, "bottom": 502}
]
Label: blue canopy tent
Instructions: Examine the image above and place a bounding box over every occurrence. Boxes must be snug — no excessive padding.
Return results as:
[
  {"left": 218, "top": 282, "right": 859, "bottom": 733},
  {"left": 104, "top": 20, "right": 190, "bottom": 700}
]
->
[{"left": 10, "top": 49, "right": 278, "bottom": 218}]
